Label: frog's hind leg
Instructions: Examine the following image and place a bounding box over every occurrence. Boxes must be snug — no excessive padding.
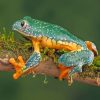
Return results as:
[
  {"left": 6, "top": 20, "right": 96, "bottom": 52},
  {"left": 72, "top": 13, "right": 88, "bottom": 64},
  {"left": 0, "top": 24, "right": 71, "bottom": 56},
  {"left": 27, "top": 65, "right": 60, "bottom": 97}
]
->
[
  {"left": 69, "top": 63, "right": 83, "bottom": 77},
  {"left": 58, "top": 64, "right": 73, "bottom": 80}
]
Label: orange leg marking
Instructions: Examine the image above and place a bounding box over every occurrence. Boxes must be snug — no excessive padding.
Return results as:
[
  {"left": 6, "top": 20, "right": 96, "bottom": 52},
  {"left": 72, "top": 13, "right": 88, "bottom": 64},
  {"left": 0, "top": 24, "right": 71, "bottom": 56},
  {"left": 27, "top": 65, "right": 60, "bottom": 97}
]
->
[
  {"left": 58, "top": 64, "right": 72, "bottom": 80},
  {"left": 9, "top": 56, "right": 25, "bottom": 79}
]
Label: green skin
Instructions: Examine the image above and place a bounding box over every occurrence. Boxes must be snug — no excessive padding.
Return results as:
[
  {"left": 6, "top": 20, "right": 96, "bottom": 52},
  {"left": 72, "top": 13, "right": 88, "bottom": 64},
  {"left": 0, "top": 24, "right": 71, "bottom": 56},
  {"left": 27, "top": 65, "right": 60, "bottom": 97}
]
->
[{"left": 12, "top": 16, "right": 95, "bottom": 77}]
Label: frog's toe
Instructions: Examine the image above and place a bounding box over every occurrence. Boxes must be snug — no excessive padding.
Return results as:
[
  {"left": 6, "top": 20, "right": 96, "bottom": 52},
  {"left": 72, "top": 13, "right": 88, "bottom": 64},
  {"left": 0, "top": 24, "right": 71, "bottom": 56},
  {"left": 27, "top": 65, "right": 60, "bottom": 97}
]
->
[
  {"left": 18, "top": 56, "right": 25, "bottom": 65},
  {"left": 13, "top": 70, "right": 23, "bottom": 79},
  {"left": 9, "top": 58, "right": 18, "bottom": 67},
  {"left": 67, "top": 76, "right": 73, "bottom": 86}
]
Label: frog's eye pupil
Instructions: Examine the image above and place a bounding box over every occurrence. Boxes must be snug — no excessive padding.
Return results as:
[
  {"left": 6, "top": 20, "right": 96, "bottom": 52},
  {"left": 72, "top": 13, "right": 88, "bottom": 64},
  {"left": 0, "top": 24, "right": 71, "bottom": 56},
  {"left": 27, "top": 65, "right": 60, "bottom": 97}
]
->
[{"left": 21, "top": 21, "right": 25, "bottom": 27}]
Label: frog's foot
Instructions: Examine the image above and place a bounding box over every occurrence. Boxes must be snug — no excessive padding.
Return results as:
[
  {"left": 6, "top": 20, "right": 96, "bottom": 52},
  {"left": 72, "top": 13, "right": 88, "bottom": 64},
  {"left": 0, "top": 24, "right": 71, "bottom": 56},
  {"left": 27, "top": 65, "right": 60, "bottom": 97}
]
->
[
  {"left": 9, "top": 56, "right": 25, "bottom": 79},
  {"left": 58, "top": 64, "right": 73, "bottom": 80}
]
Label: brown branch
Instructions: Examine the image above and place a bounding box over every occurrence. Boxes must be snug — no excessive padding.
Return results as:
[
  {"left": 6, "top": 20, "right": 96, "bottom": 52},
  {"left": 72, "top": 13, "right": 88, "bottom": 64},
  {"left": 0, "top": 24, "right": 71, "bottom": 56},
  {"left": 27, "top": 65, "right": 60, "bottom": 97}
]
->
[{"left": 0, "top": 56, "right": 100, "bottom": 86}]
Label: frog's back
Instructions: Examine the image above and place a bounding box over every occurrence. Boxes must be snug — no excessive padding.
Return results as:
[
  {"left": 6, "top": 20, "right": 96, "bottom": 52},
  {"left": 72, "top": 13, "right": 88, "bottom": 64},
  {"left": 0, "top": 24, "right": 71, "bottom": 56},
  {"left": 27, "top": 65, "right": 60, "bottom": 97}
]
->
[{"left": 26, "top": 17, "right": 87, "bottom": 49}]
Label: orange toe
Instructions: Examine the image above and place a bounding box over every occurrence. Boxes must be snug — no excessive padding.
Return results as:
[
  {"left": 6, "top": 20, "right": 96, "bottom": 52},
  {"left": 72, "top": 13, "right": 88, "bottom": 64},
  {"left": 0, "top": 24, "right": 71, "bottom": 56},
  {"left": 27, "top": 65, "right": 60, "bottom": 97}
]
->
[
  {"left": 13, "top": 70, "right": 23, "bottom": 80},
  {"left": 9, "top": 58, "right": 18, "bottom": 67},
  {"left": 18, "top": 56, "right": 25, "bottom": 64}
]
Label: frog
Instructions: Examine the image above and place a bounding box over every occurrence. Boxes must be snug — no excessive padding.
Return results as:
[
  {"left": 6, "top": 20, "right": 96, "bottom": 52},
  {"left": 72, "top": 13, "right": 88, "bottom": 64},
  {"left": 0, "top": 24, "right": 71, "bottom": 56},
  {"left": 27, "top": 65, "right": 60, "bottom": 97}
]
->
[{"left": 9, "top": 16, "right": 98, "bottom": 81}]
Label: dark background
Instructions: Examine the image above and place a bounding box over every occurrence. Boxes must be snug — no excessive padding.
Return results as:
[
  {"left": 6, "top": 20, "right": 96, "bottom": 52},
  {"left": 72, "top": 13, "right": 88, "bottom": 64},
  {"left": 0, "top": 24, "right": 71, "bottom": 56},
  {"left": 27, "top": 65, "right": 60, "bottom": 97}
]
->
[{"left": 0, "top": 0, "right": 100, "bottom": 100}]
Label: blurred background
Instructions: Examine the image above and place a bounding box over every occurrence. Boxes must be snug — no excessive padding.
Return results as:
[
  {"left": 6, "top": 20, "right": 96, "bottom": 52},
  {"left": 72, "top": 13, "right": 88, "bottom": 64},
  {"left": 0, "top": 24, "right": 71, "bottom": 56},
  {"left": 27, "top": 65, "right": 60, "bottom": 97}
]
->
[{"left": 0, "top": 0, "right": 100, "bottom": 100}]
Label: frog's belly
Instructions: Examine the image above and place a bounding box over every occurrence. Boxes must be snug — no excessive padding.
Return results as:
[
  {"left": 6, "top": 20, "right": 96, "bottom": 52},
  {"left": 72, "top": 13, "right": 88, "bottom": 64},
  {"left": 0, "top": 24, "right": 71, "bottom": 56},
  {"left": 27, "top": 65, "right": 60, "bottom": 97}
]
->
[{"left": 41, "top": 36, "right": 83, "bottom": 51}]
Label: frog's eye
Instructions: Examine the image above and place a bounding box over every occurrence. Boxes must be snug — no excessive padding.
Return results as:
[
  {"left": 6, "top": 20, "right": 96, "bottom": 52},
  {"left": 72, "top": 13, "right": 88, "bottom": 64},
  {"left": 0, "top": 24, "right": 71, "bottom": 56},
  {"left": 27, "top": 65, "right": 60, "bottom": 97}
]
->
[{"left": 21, "top": 21, "right": 27, "bottom": 27}]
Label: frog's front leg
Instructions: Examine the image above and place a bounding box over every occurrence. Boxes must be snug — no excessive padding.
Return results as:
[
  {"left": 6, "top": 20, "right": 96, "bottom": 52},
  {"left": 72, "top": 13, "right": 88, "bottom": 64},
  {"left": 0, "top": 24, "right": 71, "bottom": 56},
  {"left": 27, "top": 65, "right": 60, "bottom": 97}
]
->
[
  {"left": 25, "top": 39, "right": 41, "bottom": 69},
  {"left": 9, "top": 39, "right": 41, "bottom": 79}
]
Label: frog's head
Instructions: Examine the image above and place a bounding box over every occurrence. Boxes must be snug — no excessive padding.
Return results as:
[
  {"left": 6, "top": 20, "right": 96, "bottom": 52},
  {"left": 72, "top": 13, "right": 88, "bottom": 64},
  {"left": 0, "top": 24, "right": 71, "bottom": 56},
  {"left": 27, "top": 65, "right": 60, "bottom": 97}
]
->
[
  {"left": 86, "top": 41, "right": 98, "bottom": 56},
  {"left": 12, "top": 16, "right": 38, "bottom": 38}
]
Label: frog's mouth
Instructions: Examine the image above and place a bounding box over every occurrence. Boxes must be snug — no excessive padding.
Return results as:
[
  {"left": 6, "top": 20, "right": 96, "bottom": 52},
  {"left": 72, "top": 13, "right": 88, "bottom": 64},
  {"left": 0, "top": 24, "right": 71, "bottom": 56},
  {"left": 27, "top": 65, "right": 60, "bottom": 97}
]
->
[
  {"left": 17, "top": 30, "right": 31, "bottom": 37},
  {"left": 13, "top": 28, "right": 36, "bottom": 39}
]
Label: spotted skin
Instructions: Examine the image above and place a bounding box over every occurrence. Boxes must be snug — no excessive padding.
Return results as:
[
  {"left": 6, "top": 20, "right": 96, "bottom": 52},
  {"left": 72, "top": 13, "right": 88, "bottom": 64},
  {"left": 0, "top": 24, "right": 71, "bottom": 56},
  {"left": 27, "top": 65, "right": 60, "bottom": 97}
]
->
[
  {"left": 9, "top": 16, "right": 96, "bottom": 80},
  {"left": 25, "top": 52, "right": 41, "bottom": 69},
  {"left": 59, "top": 50, "right": 94, "bottom": 67},
  {"left": 58, "top": 50, "right": 94, "bottom": 77},
  {"left": 13, "top": 16, "right": 87, "bottom": 50}
]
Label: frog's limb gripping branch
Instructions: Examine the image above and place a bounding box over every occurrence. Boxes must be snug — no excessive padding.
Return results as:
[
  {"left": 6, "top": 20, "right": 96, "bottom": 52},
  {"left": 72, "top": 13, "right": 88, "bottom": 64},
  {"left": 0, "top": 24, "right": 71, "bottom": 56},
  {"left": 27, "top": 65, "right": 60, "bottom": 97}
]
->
[{"left": 0, "top": 56, "right": 100, "bottom": 86}]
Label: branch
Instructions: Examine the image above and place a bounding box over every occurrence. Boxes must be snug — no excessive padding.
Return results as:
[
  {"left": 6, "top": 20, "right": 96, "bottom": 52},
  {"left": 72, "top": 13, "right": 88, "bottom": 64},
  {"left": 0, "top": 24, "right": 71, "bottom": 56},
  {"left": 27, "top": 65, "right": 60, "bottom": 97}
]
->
[{"left": 0, "top": 55, "right": 100, "bottom": 86}]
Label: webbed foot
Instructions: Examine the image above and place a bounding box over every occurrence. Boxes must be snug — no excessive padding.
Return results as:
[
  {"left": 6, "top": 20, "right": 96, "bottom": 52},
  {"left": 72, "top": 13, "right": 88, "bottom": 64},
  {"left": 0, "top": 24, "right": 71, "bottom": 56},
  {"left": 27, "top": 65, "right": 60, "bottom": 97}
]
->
[{"left": 9, "top": 56, "right": 25, "bottom": 79}]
